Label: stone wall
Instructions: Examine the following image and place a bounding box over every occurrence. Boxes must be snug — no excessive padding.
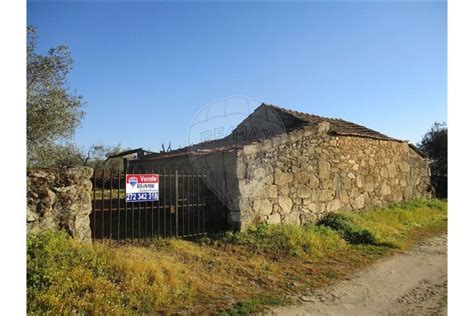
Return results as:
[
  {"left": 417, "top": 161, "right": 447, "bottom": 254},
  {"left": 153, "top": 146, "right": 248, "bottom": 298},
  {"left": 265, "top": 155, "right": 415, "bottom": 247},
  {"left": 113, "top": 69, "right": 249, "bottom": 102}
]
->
[
  {"left": 27, "top": 167, "right": 94, "bottom": 242},
  {"left": 236, "top": 123, "right": 431, "bottom": 229}
]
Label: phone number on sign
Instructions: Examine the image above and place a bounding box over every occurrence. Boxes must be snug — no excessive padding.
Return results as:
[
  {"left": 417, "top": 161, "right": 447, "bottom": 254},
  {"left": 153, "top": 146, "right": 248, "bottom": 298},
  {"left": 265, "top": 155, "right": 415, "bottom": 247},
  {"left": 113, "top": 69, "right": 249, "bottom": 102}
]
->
[{"left": 126, "top": 192, "right": 159, "bottom": 202}]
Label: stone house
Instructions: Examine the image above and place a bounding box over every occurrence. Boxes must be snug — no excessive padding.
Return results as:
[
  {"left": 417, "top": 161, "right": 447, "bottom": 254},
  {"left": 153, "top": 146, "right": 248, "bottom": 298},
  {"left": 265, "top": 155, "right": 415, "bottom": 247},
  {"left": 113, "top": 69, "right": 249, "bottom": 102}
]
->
[{"left": 129, "top": 103, "right": 431, "bottom": 230}]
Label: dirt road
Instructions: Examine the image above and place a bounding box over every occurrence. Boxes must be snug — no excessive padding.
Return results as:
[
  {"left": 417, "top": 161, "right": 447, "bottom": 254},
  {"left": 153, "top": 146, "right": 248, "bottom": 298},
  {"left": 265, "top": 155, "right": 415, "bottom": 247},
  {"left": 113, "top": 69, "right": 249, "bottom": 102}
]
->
[{"left": 269, "top": 235, "right": 447, "bottom": 316}]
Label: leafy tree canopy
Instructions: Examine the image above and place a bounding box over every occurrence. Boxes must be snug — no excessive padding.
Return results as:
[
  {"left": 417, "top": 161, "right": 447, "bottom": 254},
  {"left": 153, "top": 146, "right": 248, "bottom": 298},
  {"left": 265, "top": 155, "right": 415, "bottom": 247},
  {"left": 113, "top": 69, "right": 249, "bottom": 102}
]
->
[
  {"left": 418, "top": 122, "right": 447, "bottom": 177},
  {"left": 27, "top": 26, "right": 85, "bottom": 167},
  {"left": 86, "top": 144, "right": 130, "bottom": 170}
]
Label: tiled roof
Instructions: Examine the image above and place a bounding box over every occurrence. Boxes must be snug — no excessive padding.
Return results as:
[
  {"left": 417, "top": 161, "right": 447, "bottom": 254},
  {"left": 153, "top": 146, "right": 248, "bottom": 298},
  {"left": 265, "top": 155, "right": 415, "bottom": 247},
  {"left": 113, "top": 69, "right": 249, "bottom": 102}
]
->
[
  {"left": 265, "top": 104, "right": 397, "bottom": 141},
  {"left": 137, "top": 103, "right": 405, "bottom": 161}
]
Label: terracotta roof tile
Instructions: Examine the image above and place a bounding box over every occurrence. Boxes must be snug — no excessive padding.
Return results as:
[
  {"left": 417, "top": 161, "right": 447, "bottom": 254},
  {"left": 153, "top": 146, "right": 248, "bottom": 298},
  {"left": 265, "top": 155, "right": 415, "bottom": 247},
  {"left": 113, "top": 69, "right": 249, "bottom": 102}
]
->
[
  {"left": 139, "top": 103, "right": 404, "bottom": 161},
  {"left": 265, "top": 103, "right": 397, "bottom": 141}
]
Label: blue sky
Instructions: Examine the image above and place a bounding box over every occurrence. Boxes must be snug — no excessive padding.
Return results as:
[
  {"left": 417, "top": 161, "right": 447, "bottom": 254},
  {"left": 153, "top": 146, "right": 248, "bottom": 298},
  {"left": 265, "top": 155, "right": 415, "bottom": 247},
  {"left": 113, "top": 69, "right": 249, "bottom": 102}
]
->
[{"left": 27, "top": 1, "right": 446, "bottom": 152}]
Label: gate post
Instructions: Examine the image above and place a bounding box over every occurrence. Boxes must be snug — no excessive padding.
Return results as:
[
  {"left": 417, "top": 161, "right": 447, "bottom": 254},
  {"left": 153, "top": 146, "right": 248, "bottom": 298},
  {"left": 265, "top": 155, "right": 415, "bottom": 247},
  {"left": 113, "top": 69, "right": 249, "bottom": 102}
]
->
[{"left": 175, "top": 169, "right": 179, "bottom": 237}]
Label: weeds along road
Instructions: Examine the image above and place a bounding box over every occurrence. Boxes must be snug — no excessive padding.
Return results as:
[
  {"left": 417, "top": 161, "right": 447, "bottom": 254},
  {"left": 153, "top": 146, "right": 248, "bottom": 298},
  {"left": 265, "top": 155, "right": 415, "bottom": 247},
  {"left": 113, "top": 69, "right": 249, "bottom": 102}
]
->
[{"left": 269, "top": 235, "right": 447, "bottom": 316}]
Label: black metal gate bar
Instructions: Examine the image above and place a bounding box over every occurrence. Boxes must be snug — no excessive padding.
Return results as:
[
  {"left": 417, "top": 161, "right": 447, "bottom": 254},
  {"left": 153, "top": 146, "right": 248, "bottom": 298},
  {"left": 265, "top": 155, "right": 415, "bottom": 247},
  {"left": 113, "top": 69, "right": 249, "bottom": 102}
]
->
[
  {"left": 197, "top": 172, "right": 199, "bottom": 235},
  {"left": 92, "top": 170, "right": 96, "bottom": 242},
  {"left": 181, "top": 171, "right": 185, "bottom": 237},
  {"left": 124, "top": 171, "right": 127, "bottom": 241},
  {"left": 157, "top": 168, "right": 160, "bottom": 238},
  {"left": 175, "top": 170, "right": 178, "bottom": 237},
  {"left": 138, "top": 169, "right": 141, "bottom": 243},
  {"left": 90, "top": 169, "right": 223, "bottom": 243},
  {"left": 131, "top": 168, "right": 135, "bottom": 242},
  {"left": 109, "top": 169, "right": 112, "bottom": 243},
  {"left": 169, "top": 170, "right": 172, "bottom": 237},
  {"left": 151, "top": 168, "right": 154, "bottom": 240},
  {"left": 117, "top": 170, "right": 120, "bottom": 243},
  {"left": 101, "top": 170, "right": 105, "bottom": 241}
]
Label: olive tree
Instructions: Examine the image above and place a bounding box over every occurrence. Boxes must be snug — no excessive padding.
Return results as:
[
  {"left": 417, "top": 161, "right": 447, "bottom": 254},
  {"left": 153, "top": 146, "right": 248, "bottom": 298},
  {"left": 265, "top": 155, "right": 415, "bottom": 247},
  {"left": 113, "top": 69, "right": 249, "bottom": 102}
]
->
[
  {"left": 418, "top": 122, "right": 447, "bottom": 198},
  {"left": 27, "top": 26, "right": 85, "bottom": 167},
  {"left": 82, "top": 144, "right": 131, "bottom": 171}
]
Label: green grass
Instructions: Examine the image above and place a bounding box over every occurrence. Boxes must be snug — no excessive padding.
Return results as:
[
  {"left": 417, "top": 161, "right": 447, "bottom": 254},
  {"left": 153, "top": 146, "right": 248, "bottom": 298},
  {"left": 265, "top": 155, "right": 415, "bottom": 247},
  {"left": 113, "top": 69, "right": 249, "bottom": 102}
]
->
[
  {"left": 92, "top": 190, "right": 125, "bottom": 200},
  {"left": 218, "top": 223, "right": 348, "bottom": 258},
  {"left": 216, "top": 198, "right": 447, "bottom": 256},
  {"left": 27, "top": 231, "right": 198, "bottom": 315},
  {"left": 345, "top": 198, "right": 447, "bottom": 249},
  {"left": 216, "top": 295, "right": 289, "bottom": 316},
  {"left": 27, "top": 198, "right": 447, "bottom": 315}
]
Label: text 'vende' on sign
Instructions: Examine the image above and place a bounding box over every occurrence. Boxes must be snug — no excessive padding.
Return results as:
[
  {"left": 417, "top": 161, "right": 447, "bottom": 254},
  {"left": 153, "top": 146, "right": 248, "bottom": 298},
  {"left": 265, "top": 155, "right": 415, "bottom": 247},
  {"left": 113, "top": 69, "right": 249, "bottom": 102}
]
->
[{"left": 125, "top": 174, "right": 159, "bottom": 202}]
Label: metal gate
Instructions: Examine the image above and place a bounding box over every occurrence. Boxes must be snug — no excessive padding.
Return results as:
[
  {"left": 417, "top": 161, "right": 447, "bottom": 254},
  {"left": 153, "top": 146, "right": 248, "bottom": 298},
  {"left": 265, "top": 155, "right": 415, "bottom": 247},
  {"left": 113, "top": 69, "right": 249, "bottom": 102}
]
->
[{"left": 90, "top": 169, "right": 226, "bottom": 243}]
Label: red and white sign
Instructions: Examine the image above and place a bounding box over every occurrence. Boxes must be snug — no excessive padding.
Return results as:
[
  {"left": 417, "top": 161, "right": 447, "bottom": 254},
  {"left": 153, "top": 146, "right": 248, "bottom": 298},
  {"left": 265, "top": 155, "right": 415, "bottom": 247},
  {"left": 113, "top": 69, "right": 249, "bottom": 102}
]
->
[{"left": 126, "top": 174, "right": 159, "bottom": 202}]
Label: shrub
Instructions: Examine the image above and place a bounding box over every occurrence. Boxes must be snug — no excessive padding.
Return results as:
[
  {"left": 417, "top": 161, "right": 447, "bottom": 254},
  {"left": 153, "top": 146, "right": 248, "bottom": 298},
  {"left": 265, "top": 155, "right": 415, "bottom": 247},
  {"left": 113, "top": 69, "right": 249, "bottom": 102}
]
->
[
  {"left": 27, "top": 199, "right": 447, "bottom": 314},
  {"left": 221, "top": 223, "right": 347, "bottom": 258},
  {"left": 318, "top": 213, "right": 378, "bottom": 245}
]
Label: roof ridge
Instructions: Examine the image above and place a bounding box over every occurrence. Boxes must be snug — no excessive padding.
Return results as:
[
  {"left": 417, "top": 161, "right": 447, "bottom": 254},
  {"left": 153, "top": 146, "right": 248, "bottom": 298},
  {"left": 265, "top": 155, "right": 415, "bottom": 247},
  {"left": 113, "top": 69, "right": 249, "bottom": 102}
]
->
[
  {"left": 262, "top": 103, "right": 396, "bottom": 141},
  {"left": 262, "top": 103, "right": 344, "bottom": 122},
  {"left": 142, "top": 103, "right": 400, "bottom": 162}
]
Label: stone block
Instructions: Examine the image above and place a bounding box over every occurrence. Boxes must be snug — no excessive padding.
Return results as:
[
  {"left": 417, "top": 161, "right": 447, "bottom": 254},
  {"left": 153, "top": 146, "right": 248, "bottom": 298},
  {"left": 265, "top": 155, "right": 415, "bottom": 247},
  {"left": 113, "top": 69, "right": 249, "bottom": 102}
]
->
[
  {"left": 327, "top": 199, "right": 342, "bottom": 212},
  {"left": 279, "top": 185, "right": 290, "bottom": 196},
  {"left": 253, "top": 199, "right": 273, "bottom": 216},
  {"left": 319, "top": 161, "right": 331, "bottom": 179},
  {"left": 236, "top": 162, "right": 246, "bottom": 179},
  {"left": 274, "top": 169, "right": 293, "bottom": 185},
  {"left": 267, "top": 185, "right": 278, "bottom": 199},
  {"left": 294, "top": 171, "right": 311, "bottom": 184},
  {"left": 356, "top": 175, "right": 363, "bottom": 188},
  {"left": 380, "top": 183, "right": 392, "bottom": 195},
  {"left": 366, "top": 182, "right": 375, "bottom": 192},
  {"left": 278, "top": 196, "right": 293, "bottom": 214},
  {"left": 387, "top": 164, "right": 397, "bottom": 178},
  {"left": 266, "top": 213, "right": 281, "bottom": 225},
  {"left": 403, "top": 186, "right": 413, "bottom": 199},
  {"left": 369, "top": 158, "right": 376, "bottom": 166},
  {"left": 339, "top": 190, "right": 350, "bottom": 205},
  {"left": 27, "top": 167, "right": 94, "bottom": 243},
  {"left": 400, "top": 163, "right": 411, "bottom": 173},
  {"left": 352, "top": 194, "right": 365, "bottom": 210},
  {"left": 27, "top": 209, "right": 39, "bottom": 222},
  {"left": 317, "top": 122, "right": 330, "bottom": 135},
  {"left": 308, "top": 174, "right": 320, "bottom": 189},
  {"left": 296, "top": 185, "right": 312, "bottom": 198},
  {"left": 313, "top": 189, "right": 335, "bottom": 202},
  {"left": 300, "top": 212, "right": 320, "bottom": 224},
  {"left": 303, "top": 128, "right": 315, "bottom": 137},
  {"left": 243, "top": 143, "right": 261, "bottom": 155},
  {"left": 308, "top": 202, "right": 324, "bottom": 213},
  {"left": 282, "top": 212, "right": 300, "bottom": 225},
  {"left": 252, "top": 167, "right": 266, "bottom": 179},
  {"left": 332, "top": 174, "right": 342, "bottom": 191}
]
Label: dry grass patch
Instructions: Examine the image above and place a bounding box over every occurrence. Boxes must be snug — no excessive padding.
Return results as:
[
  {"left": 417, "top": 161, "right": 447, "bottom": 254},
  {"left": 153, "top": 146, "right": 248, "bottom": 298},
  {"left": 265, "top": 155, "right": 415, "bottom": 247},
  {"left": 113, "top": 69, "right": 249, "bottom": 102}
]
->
[{"left": 28, "top": 198, "right": 447, "bottom": 315}]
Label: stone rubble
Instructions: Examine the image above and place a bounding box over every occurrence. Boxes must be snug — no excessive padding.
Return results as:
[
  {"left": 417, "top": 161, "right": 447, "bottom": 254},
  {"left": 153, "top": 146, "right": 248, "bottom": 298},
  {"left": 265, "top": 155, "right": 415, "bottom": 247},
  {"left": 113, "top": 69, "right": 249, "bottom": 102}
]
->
[
  {"left": 236, "top": 123, "right": 431, "bottom": 228},
  {"left": 27, "top": 167, "right": 94, "bottom": 242}
]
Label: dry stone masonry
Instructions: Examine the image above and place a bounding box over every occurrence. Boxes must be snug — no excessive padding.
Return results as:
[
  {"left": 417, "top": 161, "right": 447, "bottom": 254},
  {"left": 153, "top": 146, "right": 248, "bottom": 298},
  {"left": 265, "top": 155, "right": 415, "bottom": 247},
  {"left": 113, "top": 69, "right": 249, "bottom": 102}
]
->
[
  {"left": 126, "top": 103, "right": 431, "bottom": 230},
  {"left": 27, "top": 167, "right": 94, "bottom": 242},
  {"left": 236, "top": 123, "right": 430, "bottom": 229}
]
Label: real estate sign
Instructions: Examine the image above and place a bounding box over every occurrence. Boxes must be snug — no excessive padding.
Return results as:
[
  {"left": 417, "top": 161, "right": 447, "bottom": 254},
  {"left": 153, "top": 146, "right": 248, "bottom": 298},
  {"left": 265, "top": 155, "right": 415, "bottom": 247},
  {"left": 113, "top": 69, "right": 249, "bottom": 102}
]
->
[{"left": 125, "top": 174, "right": 159, "bottom": 202}]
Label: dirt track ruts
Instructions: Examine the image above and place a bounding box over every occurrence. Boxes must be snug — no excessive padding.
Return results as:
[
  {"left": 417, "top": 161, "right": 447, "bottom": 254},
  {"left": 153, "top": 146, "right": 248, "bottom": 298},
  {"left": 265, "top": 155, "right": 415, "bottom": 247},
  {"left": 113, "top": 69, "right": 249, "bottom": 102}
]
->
[{"left": 269, "top": 235, "right": 447, "bottom": 316}]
